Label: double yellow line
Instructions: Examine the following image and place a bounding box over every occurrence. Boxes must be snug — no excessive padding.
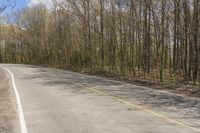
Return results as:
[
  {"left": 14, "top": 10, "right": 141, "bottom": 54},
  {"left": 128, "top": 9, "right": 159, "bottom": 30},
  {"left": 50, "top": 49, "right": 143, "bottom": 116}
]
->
[{"left": 85, "top": 87, "right": 200, "bottom": 133}]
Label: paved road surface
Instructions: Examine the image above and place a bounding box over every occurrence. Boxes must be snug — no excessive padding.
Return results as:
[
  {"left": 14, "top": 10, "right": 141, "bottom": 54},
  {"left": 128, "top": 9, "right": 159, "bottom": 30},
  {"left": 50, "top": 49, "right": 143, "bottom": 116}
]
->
[{"left": 0, "top": 64, "right": 200, "bottom": 133}]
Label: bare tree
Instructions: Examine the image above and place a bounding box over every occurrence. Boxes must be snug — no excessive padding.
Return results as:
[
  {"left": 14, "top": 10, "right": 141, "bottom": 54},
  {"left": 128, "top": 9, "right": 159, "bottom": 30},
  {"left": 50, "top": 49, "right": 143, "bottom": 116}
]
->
[{"left": 1, "top": 0, "right": 200, "bottom": 84}]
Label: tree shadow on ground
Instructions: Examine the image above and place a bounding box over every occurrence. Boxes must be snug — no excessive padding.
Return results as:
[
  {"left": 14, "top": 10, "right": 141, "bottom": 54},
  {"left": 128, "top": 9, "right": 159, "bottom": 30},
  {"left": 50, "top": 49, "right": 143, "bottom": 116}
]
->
[{"left": 23, "top": 67, "right": 200, "bottom": 122}]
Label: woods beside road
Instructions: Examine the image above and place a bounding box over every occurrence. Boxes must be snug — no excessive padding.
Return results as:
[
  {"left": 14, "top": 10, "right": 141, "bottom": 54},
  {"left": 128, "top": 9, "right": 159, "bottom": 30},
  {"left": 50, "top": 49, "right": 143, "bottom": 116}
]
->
[
  {"left": 0, "top": 0, "right": 200, "bottom": 87},
  {"left": 0, "top": 1, "right": 200, "bottom": 133}
]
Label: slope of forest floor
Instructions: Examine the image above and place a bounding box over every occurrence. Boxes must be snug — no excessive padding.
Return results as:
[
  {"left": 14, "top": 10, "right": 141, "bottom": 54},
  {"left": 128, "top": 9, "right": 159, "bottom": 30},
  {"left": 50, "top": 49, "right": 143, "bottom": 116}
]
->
[
  {"left": 47, "top": 65, "right": 200, "bottom": 98},
  {"left": 86, "top": 72, "right": 200, "bottom": 98}
]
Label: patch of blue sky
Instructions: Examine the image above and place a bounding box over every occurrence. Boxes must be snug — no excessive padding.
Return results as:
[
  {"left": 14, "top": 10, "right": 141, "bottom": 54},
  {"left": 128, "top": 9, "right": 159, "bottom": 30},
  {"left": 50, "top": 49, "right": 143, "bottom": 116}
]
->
[{"left": 3, "top": 0, "right": 27, "bottom": 15}]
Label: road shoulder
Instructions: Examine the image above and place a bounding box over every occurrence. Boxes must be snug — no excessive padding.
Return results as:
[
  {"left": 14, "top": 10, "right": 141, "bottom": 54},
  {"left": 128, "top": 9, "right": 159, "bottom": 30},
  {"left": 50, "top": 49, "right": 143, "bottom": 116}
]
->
[{"left": 0, "top": 68, "right": 19, "bottom": 133}]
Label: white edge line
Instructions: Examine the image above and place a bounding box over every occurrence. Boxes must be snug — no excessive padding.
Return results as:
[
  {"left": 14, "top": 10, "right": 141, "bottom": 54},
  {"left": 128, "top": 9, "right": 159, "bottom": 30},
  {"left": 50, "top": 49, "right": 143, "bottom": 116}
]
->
[{"left": 1, "top": 67, "right": 28, "bottom": 133}]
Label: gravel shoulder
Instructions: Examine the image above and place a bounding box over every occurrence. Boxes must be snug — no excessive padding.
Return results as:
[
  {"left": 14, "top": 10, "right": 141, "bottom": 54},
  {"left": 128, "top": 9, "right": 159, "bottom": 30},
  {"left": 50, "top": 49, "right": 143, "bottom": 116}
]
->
[{"left": 0, "top": 68, "right": 19, "bottom": 133}]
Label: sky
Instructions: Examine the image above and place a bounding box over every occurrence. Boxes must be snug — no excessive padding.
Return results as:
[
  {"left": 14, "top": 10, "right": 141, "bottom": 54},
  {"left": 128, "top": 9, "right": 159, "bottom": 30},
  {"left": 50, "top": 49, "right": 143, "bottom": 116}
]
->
[
  {"left": 15, "top": 0, "right": 27, "bottom": 9},
  {"left": 3, "top": 0, "right": 50, "bottom": 14},
  {"left": 4, "top": 0, "right": 27, "bottom": 14}
]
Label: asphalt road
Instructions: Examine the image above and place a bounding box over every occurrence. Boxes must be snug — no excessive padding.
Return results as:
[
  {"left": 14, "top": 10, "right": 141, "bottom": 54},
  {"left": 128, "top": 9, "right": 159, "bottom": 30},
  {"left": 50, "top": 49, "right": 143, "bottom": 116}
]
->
[{"left": 0, "top": 64, "right": 200, "bottom": 133}]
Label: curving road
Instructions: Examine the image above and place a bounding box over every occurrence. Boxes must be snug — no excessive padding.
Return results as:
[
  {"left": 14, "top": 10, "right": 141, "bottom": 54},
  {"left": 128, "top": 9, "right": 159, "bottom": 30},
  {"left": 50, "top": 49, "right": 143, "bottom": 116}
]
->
[{"left": 0, "top": 64, "right": 200, "bottom": 133}]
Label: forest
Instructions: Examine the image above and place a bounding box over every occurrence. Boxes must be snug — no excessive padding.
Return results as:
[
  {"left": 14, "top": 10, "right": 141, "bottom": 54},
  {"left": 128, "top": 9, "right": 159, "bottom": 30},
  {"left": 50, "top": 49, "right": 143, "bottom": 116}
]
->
[{"left": 0, "top": 0, "right": 200, "bottom": 84}]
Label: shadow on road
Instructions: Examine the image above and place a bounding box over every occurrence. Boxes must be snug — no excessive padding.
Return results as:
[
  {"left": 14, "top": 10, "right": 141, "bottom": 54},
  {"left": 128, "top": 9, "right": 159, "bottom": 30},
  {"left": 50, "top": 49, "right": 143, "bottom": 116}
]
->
[{"left": 23, "top": 67, "right": 200, "bottom": 121}]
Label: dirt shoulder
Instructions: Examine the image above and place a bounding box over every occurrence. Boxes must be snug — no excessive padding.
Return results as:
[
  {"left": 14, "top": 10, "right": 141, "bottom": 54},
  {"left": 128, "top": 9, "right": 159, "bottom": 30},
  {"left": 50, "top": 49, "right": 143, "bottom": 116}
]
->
[
  {"left": 63, "top": 68, "right": 200, "bottom": 98},
  {"left": 86, "top": 72, "right": 200, "bottom": 98},
  {"left": 0, "top": 68, "right": 19, "bottom": 133},
  {"left": 44, "top": 64, "right": 200, "bottom": 98}
]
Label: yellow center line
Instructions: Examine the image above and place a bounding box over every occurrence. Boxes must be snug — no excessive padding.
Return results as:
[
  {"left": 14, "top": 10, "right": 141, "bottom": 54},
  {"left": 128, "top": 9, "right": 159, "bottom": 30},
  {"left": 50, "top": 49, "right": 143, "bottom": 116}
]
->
[{"left": 85, "top": 87, "right": 200, "bottom": 133}]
